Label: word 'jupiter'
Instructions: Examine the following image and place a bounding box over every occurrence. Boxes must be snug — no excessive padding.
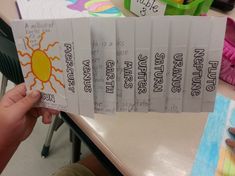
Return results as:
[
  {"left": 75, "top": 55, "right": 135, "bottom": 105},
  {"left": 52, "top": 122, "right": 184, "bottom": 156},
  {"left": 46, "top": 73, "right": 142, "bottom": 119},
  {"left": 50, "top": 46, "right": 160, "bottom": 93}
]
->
[{"left": 138, "top": 54, "right": 148, "bottom": 94}]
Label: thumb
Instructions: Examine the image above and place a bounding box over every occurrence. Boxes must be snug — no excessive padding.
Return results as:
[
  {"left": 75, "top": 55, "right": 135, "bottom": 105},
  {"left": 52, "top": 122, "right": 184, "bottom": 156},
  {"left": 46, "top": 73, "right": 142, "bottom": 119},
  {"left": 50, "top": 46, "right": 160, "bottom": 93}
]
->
[{"left": 11, "top": 90, "right": 41, "bottom": 117}]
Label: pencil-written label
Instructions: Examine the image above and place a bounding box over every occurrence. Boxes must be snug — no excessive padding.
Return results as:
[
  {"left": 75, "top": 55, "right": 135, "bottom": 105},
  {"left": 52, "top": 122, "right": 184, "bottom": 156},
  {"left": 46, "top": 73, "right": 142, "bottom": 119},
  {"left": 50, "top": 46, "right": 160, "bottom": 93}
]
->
[
  {"left": 130, "top": 0, "right": 166, "bottom": 16},
  {"left": 24, "top": 22, "right": 54, "bottom": 48},
  {"left": 91, "top": 39, "right": 104, "bottom": 113}
]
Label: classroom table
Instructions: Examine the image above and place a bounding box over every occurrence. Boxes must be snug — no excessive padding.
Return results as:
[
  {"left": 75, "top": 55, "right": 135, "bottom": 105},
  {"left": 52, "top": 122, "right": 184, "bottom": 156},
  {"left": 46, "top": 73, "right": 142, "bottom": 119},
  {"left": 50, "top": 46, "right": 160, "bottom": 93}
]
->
[{"left": 1, "top": 1, "right": 235, "bottom": 175}]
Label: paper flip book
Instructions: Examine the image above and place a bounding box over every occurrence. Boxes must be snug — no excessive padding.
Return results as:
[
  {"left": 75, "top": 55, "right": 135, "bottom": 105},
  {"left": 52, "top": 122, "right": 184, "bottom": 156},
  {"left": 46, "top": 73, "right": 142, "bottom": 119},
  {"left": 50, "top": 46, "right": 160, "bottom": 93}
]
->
[{"left": 12, "top": 16, "right": 227, "bottom": 116}]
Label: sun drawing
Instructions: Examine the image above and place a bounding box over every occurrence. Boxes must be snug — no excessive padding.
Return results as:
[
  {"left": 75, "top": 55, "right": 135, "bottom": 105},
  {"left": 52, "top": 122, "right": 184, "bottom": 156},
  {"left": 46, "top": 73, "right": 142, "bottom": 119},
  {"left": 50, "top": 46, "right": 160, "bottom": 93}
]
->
[{"left": 18, "top": 32, "right": 65, "bottom": 93}]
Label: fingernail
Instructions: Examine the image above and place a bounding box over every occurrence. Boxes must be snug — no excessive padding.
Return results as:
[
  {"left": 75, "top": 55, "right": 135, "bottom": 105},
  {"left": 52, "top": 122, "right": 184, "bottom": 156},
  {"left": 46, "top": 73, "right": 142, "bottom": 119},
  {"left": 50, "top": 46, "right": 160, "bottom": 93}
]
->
[
  {"left": 226, "top": 139, "right": 233, "bottom": 146},
  {"left": 228, "top": 127, "right": 235, "bottom": 134},
  {"left": 225, "top": 139, "right": 231, "bottom": 146},
  {"left": 30, "top": 90, "right": 40, "bottom": 98}
]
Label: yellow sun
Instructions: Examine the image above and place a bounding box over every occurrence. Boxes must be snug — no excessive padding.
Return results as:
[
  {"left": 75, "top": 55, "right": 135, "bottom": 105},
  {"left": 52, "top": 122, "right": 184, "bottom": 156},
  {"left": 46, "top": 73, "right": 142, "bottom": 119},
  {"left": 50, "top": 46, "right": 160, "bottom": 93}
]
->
[{"left": 18, "top": 32, "right": 65, "bottom": 93}]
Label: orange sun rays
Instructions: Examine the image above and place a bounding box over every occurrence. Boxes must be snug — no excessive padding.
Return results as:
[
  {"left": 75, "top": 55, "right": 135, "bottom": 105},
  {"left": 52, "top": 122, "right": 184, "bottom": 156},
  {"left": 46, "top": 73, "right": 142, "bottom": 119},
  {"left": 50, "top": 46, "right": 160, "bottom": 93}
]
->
[
  {"left": 18, "top": 32, "right": 65, "bottom": 93},
  {"left": 52, "top": 74, "right": 65, "bottom": 88},
  {"left": 49, "top": 81, "right": 57, "bottom": 93},
  {"left": 43, "top": 41, "right": 59, "bottom": 52},
  {"left": 25, "top": 36, "right": 34, "bottom": 52},
  {"left": 20, "top": 61, "right": 31, "bottom": 67},
  {"left": 41, "top": 82, "right": 45, "bottom": 91},
  {"left": 38, "top": 32, "right": 45, "bottom": 50},
  {"left": 24, "top": 71, "right": 33, "bottom": 79},
  {"left": 18, "top": 50, "right": 32, "bottom": 58},
  {"left": 50, "top": 56, "right": 60, "bottom": 61},
  {"left": 30, "top": 77, "right": 37, "bottom": 90},
  {"left": 52, "top": 66, "right": 63, "bottom": 73}
]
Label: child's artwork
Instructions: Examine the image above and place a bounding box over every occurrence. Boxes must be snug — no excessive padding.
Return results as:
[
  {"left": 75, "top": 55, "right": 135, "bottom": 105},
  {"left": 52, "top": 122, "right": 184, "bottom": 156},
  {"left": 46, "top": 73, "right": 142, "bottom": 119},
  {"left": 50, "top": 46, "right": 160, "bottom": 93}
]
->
[
  {"left": 191, "top": 94, "right": 235, "bottom": 175},
  {"left": 16, "top": 0, "right": 123, "bottom": 19},
  {"left": 67, "top": 0, "right": 123, "bottom": 16},
  {"left": 12, "top": 20, "right": 68, "bottom": 111}
]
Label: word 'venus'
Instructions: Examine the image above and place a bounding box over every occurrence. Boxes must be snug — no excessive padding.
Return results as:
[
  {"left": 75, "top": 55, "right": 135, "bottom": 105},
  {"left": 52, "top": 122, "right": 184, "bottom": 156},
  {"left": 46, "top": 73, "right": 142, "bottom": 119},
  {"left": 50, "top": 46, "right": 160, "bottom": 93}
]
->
[{"left": 83, "top": 59, "right": 92, "bottom": 93}]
